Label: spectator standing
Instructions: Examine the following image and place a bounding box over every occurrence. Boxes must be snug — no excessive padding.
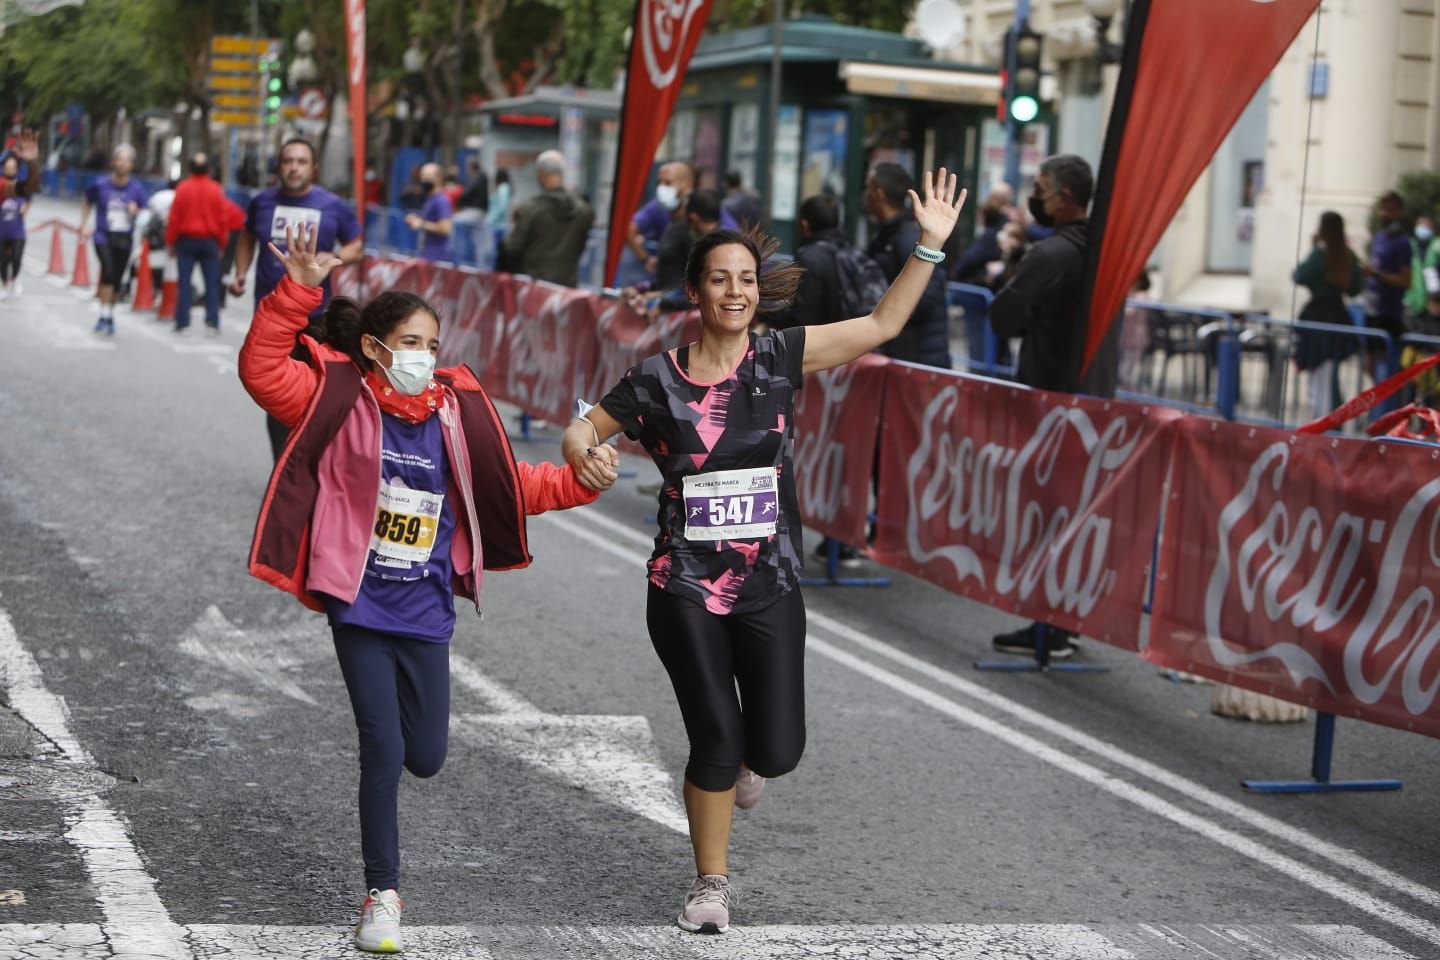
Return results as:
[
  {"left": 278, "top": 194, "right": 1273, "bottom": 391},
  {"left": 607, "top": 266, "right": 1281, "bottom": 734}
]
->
[
  {"left": 627, "top": 161, "right": 693, "bottom": 278},
  {"left": 405, "top": 162, "right": 453, "bottom": 262},
  {"left": 165, "top": 152, "right": 244, "bottom": 334},
  {"left": 454, "top": 158, "right": 489, "bottom": 264},
  {"left": 78, "top": 144, "right": 148, "bottom": 336},
  {"left": 1293, "top": 210, "right": 1365, "bottom": 419},
  {"left": 503, "top": 151, "right": 595, "bottom": 287},
  {"left": 0, "top": 154, "right": 28, "bottom": 300},
  {"left": 487, "top": 168, "right": 512, "bottom": 257},
  {"left": 722, "top": 170, "right": 766, "bottom": 230},
  {"left": 863, "top": 163, "right": 951, "bottom": 368},
  {"left": 1405, "top": 214, "right": 1439, "bottom": 324},
  {"left": 987, "top": 153, "right": 1096, "bottom": 660},
  {"left": 951, "top": 193, "right": 1012, "bottom": 286},
  {"left": 1362, "top": 190, "right": 1414, "bottom": 378},
  {"left": 230, "top": 138, "right": 365, "bottom": 459},
  {"left": 442, "top": 170, "right": 463, "bottom": 209},
  {"left": 140, "top": 180, "right": 177, "bottom": 299}
]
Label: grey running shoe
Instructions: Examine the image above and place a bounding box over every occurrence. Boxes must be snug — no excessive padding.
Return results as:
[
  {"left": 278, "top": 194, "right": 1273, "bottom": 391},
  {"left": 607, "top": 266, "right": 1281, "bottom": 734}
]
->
[
  {"left": 678, "top": 874, "right": 733, "bottom": 934},
  {"left": 355, "top": 888, "right": 403, "bottom": 953},
  {"left": 734, "top": 767, "right": 765, "bottom": 810}
]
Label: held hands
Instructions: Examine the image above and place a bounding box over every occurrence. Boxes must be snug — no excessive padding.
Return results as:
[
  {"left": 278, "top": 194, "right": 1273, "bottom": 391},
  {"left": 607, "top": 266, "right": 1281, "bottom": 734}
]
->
[
  {"left": 268, "top": 222, "right": 342, "bottom": 289},
  {"left": 571, "top": 443, "right": 619, "bottom": 493},
  {"left": 909, "top": 167, "right": 967, "bottom": 250}
]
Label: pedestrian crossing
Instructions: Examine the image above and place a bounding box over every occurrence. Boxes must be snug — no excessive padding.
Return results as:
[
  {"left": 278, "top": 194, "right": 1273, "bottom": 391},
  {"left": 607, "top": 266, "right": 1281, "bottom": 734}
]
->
[{"left": 0, "top": 921, "right": 1416, "bottom": 960}]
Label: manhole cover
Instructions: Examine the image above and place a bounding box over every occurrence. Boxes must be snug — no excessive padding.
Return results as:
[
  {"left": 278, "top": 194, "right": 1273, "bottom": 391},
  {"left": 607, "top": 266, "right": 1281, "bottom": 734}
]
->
[{"left": 0, "top": 759, "right": 116, "bottom": 801}]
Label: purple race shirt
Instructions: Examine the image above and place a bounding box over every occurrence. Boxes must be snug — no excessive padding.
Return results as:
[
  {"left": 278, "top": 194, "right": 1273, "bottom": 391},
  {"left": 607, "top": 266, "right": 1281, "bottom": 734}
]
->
[
  {"left": 84, "top": 176, "right": 149, "bottom": 244},
  {"left": 325, "top": 413, "right": 457, "bottom": 642},
  {"left": 418, "top": 192, "right": 453, "bottom": 262},
  {"left": 0, "top": 196, "right": 25, "bottom": 240},
  {"left": 246, "top": 185, "right": 360, "bottom": 313}
]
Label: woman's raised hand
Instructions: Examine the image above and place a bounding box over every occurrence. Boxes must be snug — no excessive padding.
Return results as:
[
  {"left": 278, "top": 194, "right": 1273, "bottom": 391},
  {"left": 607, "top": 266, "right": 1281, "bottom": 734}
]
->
[
  {"left": 267, "top": 222, "right": 342, "bottom": 289},
  {"left": 909, "top": 167, "right": 967, "bottom": 249}
]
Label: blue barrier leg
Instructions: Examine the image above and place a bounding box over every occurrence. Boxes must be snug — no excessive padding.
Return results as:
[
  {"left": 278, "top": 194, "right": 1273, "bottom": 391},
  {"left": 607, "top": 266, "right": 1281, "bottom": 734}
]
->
[
  {"left": 1216, "top": 331, "right": 1240, "bottom": 421},
  {"left": 510, "top": 411, "right": 536, "bottom": 443},
  {"left": 975, "top": 623, "right": 1111, "bottom": 674},
  {"left": 801, "top": 536, "right": 891, "bottom": 588},
  {"left": 1242, "top": 712, "right": 1402, "bottom": 794}
]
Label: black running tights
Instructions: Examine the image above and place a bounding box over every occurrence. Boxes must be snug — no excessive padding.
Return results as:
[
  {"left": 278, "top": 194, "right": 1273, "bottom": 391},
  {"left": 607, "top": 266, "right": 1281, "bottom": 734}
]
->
[
  {"left": 646, "top": 586, "right": 807, "bottom": 792},
  {"left": 0, "top": 238, "right": 22, "bottom": 283}
]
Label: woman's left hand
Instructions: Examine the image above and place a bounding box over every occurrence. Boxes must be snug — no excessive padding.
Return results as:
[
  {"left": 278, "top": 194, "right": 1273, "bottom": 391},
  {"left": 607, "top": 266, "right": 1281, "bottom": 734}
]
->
[{"left": 909, "top": 167, "right": 967, "bottom": 250}]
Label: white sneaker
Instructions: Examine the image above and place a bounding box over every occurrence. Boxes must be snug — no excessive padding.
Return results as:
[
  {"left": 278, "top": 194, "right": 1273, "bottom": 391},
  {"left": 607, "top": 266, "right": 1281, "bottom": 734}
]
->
[
  {"left": 0, "top": 287, "right": 8, "bottom": 300},
  {"left": 11, "top": 281, "right": 20, "bottom": 296},
  {"left": 355, "top": 888, "right": 403, "bottom": 953}
]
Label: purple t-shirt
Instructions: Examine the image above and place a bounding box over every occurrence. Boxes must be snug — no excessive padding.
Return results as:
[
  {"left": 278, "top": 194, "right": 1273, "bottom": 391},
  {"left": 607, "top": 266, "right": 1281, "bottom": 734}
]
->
[
  {"left": 84, "top": 176, "right": 149, "bottom": 244},
  {"left": 633, "top": 196, "right": 740, "bottom": 248},
  {"left": 325, "top": 413, "right": 457, "bottom": 642},
  {"left": 418, "top": 192, "right": 453, "bottom": 262},
  {"left": 1366, "top": 227, "right": 1414, "bottom": 321},
  {"left": 0, "top": 196, "right": 25, "bottom": 240},
  {"left": 246, "top": 185, "right": 360, "bottom": 314}
]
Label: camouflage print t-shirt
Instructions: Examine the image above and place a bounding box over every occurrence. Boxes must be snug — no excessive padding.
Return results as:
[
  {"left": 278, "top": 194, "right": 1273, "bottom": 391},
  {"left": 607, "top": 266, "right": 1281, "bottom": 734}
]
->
[{"left": 600, "top": 327, "right": 807, "bottom": 614}]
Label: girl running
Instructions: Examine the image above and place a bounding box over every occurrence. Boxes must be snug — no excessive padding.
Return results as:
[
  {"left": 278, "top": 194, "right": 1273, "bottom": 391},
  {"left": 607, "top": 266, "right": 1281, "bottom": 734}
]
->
[
  {"left": 240, "top": 224, "right": 618, "bottom": 953},
  {"left": 563, "top": 168, "right": 965, "bottom": 933},
  {"left": 0, "top": 155, "right": 27, "bottom": 299}
]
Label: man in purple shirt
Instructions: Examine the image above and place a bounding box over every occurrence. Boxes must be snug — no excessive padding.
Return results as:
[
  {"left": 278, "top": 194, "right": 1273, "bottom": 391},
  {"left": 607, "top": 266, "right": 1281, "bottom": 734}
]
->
[
  {"left": 1363, "top": 190, "right": 1415, "bottom": 377},
  {"left": 79, "top": 144, "right": 149, "bottom": 336},
  {"left": 406, "top": 163, "right": 453, "bottom": 261},
  {"left": 625, "top": 161, "right": 738, "bottom": 280}
]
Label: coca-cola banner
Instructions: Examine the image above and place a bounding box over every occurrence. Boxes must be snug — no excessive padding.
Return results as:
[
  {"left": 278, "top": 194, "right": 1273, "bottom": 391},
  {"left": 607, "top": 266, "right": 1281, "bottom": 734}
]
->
[
  {"left": 793, "top": 354, "right": 890, "bottom": 547},
  {"left": 872, "top": 366, "right": 1179, "bottom": 648},
  {"left": 1150, "top": 419, "right": 1440, "bottom": 738}
]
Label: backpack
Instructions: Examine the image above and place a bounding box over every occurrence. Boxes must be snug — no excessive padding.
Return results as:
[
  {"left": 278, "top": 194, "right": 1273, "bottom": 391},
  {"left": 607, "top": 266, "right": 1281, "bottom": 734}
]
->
[
  {"left": 819, "top": 240, "right": 889, "bottom": 319},
  {"left": 144, "top": 212, "right": 166, "bottom": 251}
]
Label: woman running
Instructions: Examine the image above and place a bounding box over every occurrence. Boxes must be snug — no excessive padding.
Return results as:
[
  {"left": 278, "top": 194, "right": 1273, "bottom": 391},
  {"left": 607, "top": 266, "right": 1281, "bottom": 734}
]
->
[
  {"left": 562, "top": 168, "right": 965, "bottom": 933},
  {"left": 0, "top": 154, "right": 27, "bottom": 299},
  {"left": 240, "top": 224, "right": 618, "bottom": 953}
]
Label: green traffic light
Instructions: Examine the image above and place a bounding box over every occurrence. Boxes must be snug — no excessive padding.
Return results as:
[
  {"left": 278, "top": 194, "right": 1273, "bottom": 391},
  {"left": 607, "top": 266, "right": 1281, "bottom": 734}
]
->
[
  {"left": 1009, "top": 95, "right": 1039, "bottom": 124},
  {"left": 266, "top": 95, "right": 282, "bottom": 110},
  {"left": 268, "top": 77, "right": 282, "bottom": 92}
]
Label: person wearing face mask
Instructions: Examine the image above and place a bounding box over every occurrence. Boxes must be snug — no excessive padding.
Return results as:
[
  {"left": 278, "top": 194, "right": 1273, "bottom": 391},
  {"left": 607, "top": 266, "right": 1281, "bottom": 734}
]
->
[
  {"left": 628, "top": 161, "right": 693, "bottom": 279},
  {"left": 239, "top": 224, "right": 615, "bottom": 954},
  {"left": 404, "top": 162, "right": 454, "bottom": 262},
  {"left": 1405, "top": 213, "right": 1439, "bottom": 326},
  {"left": 987, "top": 153, "right": 1095, "bottom": 661},
  {"left": 1361, "top": 191, "right": 1414, "bottom": 379}
]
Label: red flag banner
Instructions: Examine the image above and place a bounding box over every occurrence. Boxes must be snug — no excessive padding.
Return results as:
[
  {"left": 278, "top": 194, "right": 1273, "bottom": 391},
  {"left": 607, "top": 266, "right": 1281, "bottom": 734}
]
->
[
  {"left": 603, "top": 0, "right": 713, "bottom": 286},
  {"left": 1150, "top": 418, "right": 1440, "bottom": 738},
  {"left": 792, "top": 354, "right": 890, "bottom": 547},
  {"left": 871, "top": 366, "right": 1179, "bottom": 647},
  {"left": 1081, "top": 0, "right": 1319, "bottom": 379},
  {"left": 344, "top": 0, "right": 367, "bottom": 218}
]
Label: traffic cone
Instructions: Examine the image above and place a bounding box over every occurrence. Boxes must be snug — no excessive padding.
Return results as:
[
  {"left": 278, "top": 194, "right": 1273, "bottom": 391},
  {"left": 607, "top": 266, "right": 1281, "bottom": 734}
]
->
[
  {"left": 156, "top": 255, "right": 178, "bottom": 322},
  {"left": 71, "top": 232, "right": 91, "bottom": 288},
  {"left": 47, "top": 225, "right": 66, "bottom": 275},
  {"left": 132, "top": 241, "right": 155, "bottom": 310}
]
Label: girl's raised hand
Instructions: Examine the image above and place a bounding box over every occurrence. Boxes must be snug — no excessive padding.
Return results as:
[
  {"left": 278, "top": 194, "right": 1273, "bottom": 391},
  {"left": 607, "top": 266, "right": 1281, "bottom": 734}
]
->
[
  {"left": 908, "top": 167, "right": 967, "bottom": 249},
  {"left": 267, "top": 223, "right": 342, "bottom": 289}
]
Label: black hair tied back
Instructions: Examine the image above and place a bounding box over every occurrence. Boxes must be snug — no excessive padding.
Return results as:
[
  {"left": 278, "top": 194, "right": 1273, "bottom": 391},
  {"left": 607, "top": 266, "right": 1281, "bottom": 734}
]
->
[{"left": 320, "top": 291, "right": 440, "bottom": 369}]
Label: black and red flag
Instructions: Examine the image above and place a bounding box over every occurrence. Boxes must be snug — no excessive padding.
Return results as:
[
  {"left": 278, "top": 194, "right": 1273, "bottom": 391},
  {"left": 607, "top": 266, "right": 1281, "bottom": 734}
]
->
[{"left": 1081, "top": 0, "right": 1320, "bottom": 389}]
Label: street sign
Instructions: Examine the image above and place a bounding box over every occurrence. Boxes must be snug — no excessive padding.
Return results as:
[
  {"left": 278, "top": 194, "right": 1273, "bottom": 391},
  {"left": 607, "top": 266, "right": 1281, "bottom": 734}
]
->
[
  {"left": 211, "top": 110, "right": 262, "bottom": 126},
  {"left": 297, "top": 87, "right": 329, "bottom": 119},
  {"left": 210, "top": 35, "right": 275, "bottom": 56},
  {"left": 208, "top": 75, "right": 259, "bottom": 92},
  {"left": 213, "top": 94, "right": 263, "bottom": 110}
]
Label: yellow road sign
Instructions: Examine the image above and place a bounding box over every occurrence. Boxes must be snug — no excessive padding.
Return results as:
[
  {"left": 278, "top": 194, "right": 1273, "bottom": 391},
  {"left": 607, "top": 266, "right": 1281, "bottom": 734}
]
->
[
  {"left": 211, "top": 110, "right": 262, "bottom": 126},
  {"left": 213, "top": 93, "right": 263, "bottom": 110},
  {"left": 210, "top": 35, "right": 275, "bottom": 56},
  {"left": 208, "top": 74, "right": 260, "bottom": 92},
  {"left": 210, "top": 57, "right": 259, "bottom": 74}
]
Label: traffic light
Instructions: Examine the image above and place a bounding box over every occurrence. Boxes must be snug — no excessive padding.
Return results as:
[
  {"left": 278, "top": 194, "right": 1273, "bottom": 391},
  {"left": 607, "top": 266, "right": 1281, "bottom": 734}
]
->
[
  {"left": 1006, "top": 22, "right": 1043, "bottom": 125},
  {"left": 260, "top": 55, "right": 283, "bottom": 125}
]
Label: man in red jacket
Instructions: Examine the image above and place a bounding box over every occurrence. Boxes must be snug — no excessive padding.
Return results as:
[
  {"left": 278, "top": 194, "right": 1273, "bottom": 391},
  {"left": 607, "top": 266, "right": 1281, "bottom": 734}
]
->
[{"left": 166, "top": 153, "right": 244, "bottom": 334}]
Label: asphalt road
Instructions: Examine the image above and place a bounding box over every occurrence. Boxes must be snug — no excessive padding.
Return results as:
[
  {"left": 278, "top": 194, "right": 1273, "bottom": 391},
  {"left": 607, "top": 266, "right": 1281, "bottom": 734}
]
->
[{"left": 2, "top": 196, "right": 1439, "bottom": 959}]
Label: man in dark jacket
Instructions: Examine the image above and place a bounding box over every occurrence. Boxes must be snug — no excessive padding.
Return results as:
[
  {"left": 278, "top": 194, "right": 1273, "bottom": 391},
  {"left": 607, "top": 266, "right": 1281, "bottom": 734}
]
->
[
  {"left": 504, "top": 150, "right": 595, "bottom": 287},
  {"left": 771, "top": 194, "right": 846, "bottom": 330},
  {"left": 987, "top": 153, "right": 1095, "bottom": 661},
  {"left": 864, "top": 163, "right": 951, "bottom": 368}
]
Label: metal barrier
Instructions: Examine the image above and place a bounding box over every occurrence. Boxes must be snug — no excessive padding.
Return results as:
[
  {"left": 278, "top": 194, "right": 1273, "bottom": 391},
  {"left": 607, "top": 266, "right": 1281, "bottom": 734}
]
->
[{"left": 947, "top": 282, "right": 1015, "bottom": 377}]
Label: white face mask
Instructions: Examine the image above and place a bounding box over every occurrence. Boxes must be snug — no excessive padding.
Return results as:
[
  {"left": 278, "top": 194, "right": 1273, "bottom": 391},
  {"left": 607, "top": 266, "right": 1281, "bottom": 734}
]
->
[
  {"left": 370, "top": 336, "right": 436, "bottom": 396},
  {"left": 656, "top": 183, "right": 681, "bottom": 210}
]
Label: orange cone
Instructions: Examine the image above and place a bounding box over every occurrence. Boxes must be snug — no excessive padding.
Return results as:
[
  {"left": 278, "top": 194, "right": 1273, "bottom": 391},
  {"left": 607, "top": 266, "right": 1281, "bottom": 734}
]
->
[
  {"left": 47, "top": 226, "right": 66, "bottom": 275},
  {"left": 157, "top": 255, "right": 178, "bottom": 322},
  {"left": 71, "top": 232, "right": 91, "bottom": 287},
  {"left": 133, "top": 241, "right": 155, "bottom": 310}
]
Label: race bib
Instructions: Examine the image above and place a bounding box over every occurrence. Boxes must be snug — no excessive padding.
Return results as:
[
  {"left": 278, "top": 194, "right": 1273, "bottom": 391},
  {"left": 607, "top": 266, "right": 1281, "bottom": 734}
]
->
[
  {"left": 682, "top": 467, "right": 779, "bottom": 541},
  {"left": 370, "top": 480, "right": 445, "bottom": 565},
  {"left": 271, "top": 204, "right": 323, "bottom": 243},
  {"left": 105, "top": 201, "right": 131, "bottom": 233}
]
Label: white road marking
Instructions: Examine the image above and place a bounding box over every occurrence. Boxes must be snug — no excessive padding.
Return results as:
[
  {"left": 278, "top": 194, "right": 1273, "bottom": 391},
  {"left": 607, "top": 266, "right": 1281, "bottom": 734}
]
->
[
  {"left": 450, "top": 654, "right": 688, "bottom": 834},
  {"left": 0, "top": 607, "right": 188, "bottom": 958},
  {"left": 177, "top": 605, "right": 318, "bottom": 706},
  {"left": 0, "top": 922, "right": 1413, "bottom": 959},
  {"left": 541, "top": 508, "right": 1440, "bottom": 947}
]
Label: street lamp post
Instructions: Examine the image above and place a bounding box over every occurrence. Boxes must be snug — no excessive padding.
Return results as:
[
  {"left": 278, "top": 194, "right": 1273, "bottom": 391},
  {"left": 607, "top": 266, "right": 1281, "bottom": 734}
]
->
[{"left": 1083, "top": 0, "right": 1124, "bottom": 64}]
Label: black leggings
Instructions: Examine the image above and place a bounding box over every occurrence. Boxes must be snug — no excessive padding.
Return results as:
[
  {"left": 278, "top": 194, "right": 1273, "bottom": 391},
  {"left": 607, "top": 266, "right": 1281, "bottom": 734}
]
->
[
  {"left": 647, "top": 586, "right": 807, "bottom": 792},
  {"left": 0, "top": 238, "right": 22, "bottom": 283}
]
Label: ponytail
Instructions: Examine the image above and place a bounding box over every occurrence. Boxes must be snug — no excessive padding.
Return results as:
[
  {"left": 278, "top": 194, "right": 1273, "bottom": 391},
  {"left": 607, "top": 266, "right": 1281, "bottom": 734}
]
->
[{"left": 318, "top": 291, "right": 438, "bottom": 369}]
